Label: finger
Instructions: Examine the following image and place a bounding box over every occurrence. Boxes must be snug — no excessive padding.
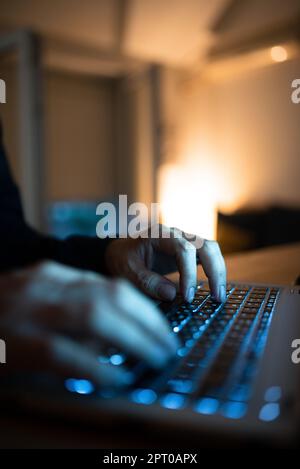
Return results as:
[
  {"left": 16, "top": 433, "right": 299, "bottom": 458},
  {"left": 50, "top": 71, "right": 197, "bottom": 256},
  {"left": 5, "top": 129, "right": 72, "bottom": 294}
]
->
[
  {"left": 132, "top": 260, "right": 176, "bottom": 301},
  {"left": 153, "top": 229, "right": 197, "bottom": 302},
  {"left": 48, "top": 335, "right": 133, "bottom": 387},
  {"left": 111, "top": 279, "right": 178, "bottom": 352},
  {"left": 197, "top": 240, "right": 227, "bottom": 302},
  {"left": 33, "top": 278, "right": 177, "bottom": 354},
  {"left": 93, "top": 307, "right": 175, "bottom": 369},
  {"left": 3, "top": 331, "right": 132, "bottom": 388},
  {"left": 174, "top": 238, "right": 197, "bottom": 302}
]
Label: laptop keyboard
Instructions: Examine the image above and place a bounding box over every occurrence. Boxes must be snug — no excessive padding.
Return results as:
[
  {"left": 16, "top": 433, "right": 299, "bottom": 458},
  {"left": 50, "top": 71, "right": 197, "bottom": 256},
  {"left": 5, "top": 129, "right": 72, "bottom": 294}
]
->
[{"left": 66, "top": 283, "right": 280, "bottom": 419}]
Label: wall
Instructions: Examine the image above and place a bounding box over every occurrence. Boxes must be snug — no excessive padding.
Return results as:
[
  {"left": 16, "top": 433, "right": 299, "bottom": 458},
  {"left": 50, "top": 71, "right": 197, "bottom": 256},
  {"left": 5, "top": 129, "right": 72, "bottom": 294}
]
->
[
  {"left": 44, "top": 71, "right": 114, "bottom": 201},
  {"left": 177, "top": 57, "right": 300, "bottom": 211},
  {"left": 0, "top": 63, "right": 115, "bottom": 204}
]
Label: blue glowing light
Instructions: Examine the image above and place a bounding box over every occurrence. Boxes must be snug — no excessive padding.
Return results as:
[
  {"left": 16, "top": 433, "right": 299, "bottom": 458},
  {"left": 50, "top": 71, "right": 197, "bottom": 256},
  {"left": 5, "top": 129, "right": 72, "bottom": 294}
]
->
[
  {"left": 221, "top": 401, "right": 247, "bottom": 419},
  {"left": 65, "top": 379, "right": 95, "bottom": 395},
  {"left": 110, "top": 354, "right": 125, "bottom": 366},
  {"left": 160, "top": 393, "right": 186, "bottom": 410},
  {"left": 195, "top": 397, "right": 219, "bottom": 415},
  {"left": 259, "top": 403, "right": 280, "bottom": 422},
  {"left": 264, "top": 386, "right": 282, "bottom": 402},
  {"left": 173, "top": 326, "right": 180, "bottom": 333},
  {"left": 131, "top": 388, "right": 157, "bottom": 405}
]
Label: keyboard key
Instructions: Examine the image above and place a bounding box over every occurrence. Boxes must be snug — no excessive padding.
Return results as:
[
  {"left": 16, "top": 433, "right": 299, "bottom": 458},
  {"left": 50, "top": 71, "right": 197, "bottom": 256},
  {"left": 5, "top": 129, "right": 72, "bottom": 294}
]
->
[
  {"left": 119, "top": 284, "right": 279, "bottom": 419},
  {"left": 195, "top": 397, "right": 219, "bottom": 415},
  {"left": 160, "top": 393, "right": 186, "bottom": 410}
]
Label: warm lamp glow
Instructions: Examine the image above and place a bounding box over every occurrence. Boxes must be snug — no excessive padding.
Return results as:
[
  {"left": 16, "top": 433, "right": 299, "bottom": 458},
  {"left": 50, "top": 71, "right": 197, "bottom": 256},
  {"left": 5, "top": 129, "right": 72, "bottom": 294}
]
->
[
  {"left": 270, "top": 46, "right": 288, "bottom": 63},
  {"left": 158, "top": 164, "right": 218, "bottom": 240}
]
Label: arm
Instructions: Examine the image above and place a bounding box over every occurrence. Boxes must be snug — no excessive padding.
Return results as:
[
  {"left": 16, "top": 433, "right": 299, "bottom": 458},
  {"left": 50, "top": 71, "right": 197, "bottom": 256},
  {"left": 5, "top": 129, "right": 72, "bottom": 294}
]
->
[
  {"left": 0, "top": 122, "right": 112, "bottom": 274},
  {"left": 0, "top": 122, "right": 226, "bottom": 301}
]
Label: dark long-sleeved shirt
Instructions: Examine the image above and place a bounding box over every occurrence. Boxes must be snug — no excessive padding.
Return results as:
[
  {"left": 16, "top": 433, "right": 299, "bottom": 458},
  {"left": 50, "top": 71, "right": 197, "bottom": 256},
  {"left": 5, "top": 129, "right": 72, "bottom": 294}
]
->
[{"left": 0, "top": 122, "right": 112, "bottom": 274}]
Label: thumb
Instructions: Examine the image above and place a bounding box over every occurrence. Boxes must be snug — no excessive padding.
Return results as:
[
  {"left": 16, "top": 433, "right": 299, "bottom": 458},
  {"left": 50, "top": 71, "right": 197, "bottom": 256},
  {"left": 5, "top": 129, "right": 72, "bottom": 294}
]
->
[{"left": 133, "top": 263, "right": 176, "bottom": 301}]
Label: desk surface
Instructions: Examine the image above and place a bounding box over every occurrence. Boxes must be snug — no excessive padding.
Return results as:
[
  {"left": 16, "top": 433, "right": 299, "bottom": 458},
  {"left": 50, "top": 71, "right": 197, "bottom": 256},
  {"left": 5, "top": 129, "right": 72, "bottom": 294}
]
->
[
  {"left": 223, "top": 242, "right": 300, "bottom": 285},
  {"left": 1, "top": 243, "right": 300, "bottom": 448}
]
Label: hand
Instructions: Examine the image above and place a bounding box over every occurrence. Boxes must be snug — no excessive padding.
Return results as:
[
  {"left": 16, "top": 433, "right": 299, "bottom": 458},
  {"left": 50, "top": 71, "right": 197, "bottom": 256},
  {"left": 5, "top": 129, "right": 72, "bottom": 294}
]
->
[
  {"left": 0, "top": 262, "right": 178, "bottom": 387},
  {"left": 105, "top": 225, "right": 226, "bottom": 303}
]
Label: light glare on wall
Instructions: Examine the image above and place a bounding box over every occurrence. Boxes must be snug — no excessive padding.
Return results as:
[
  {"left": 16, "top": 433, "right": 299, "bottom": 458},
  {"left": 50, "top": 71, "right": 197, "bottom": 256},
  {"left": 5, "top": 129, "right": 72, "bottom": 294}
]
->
[
  {"left": 203, "top": 41, "right": 299, "bottom": 82},
  {"left": 270, "top": 45, "right": 288, "bottom": 62},
  {"left": 158, "top": 163, "right": 218, "bottom": 240}
]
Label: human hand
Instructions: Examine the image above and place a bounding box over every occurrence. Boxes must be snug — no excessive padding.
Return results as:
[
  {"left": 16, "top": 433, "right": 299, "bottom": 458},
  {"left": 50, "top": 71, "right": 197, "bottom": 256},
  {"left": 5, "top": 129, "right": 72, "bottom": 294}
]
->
[
  {"left": 105, "top": 225, "right": 226, "bottom": 303},
  {"left": 0, "top": 261, "right": 178, "bottom": 387}
]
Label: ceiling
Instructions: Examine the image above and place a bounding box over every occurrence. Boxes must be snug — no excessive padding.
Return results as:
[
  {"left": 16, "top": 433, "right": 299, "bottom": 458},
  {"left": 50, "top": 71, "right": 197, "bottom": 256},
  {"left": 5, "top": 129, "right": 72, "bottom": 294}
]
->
[{"left": 0, "top": 0, "right": 299, "bottom": 75}]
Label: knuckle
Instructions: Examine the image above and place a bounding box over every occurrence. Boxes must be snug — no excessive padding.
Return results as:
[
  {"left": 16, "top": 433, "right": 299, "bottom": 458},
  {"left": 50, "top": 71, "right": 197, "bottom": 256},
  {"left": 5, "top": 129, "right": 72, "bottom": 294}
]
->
[
  {"left": 137, "top": 270, "right": 155, "bottom": 292},
  {"left": 204, "top": 239, "right": 219, "bottom": 252},
  {"left": 169, "top": 226, "right": 180, "bottom": 237},
  {"left": 177, "top": 239, "right": 196, "bottom": 254}
]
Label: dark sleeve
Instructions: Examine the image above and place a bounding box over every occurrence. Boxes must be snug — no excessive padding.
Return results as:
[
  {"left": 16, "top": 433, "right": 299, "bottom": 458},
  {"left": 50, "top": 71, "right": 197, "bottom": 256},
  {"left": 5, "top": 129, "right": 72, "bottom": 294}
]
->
[{"left": 0, "top": 122, "right": 113, "bottom": 274}]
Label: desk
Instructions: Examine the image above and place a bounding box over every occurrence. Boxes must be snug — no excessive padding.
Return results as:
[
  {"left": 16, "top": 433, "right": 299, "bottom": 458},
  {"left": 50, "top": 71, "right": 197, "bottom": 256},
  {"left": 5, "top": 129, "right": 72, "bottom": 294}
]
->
[{"left": 0, "top": 243, "right": 300, "bottom": 448}]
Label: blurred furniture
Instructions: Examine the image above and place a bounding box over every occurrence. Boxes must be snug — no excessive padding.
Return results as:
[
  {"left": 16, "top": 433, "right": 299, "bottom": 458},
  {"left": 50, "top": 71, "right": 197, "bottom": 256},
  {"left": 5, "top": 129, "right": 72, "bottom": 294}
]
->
[{"left": 218, "top": 206, "right": 300, "bottom": 254}]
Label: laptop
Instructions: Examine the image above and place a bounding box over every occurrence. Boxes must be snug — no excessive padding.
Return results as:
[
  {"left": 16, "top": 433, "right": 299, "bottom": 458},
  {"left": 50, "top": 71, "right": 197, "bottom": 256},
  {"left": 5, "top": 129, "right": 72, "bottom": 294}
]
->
[{"left": 1, "top": 278, "right": 300, "bottom": 446}]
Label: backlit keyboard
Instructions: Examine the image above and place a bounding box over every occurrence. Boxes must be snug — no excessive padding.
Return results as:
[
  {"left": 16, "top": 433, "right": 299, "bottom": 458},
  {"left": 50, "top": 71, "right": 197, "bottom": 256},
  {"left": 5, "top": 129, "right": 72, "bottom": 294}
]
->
[{"left": 65, "top": 283, "right": 280, "bottom": 419}]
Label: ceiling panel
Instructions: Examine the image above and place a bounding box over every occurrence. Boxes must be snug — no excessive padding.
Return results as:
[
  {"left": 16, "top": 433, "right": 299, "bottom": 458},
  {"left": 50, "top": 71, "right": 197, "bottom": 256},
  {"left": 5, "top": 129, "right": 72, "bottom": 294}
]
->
[
  {"left": 0, "top": 0, "right": 120, "bottom": 50},
  {"left": 123, "top": 0, "right": 230, "bottom": 65}
]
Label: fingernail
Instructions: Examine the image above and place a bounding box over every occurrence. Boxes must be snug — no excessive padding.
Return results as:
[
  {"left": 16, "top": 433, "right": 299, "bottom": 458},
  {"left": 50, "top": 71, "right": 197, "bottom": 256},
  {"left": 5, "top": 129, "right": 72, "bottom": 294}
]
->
[
  {"left": 157, "top": 282, "right": 176, "bottom": 301},
  {"left": 219, "top": 285, "right": 226, "bottom": 303},
  {"left": 186, "top": 286, "right": 195, "bottom": 303}
]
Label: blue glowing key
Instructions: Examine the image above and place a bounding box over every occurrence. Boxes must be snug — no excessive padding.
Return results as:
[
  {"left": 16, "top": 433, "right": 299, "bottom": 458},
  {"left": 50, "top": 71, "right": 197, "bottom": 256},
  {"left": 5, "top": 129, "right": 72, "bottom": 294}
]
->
[
  {"left": 131, "top": 388, "right": 157, "bottom": 405},
  {"left": 195, "top": 397, "right": 219, "bottom": 415},
  {"left": 65, "top": 379, "right": 94, "bottom": 395},
  {"left": 259, "top": 403, "right": 280, "bottom": 422},
  {"left": 221, "top": 401, "right": 247, "bottom": 419},
  {"left": 264, "top": 386, "right": 282, "bottom": 402},
  {"left": 161, "top": 393, "right": 186, "bottom": 410}
]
